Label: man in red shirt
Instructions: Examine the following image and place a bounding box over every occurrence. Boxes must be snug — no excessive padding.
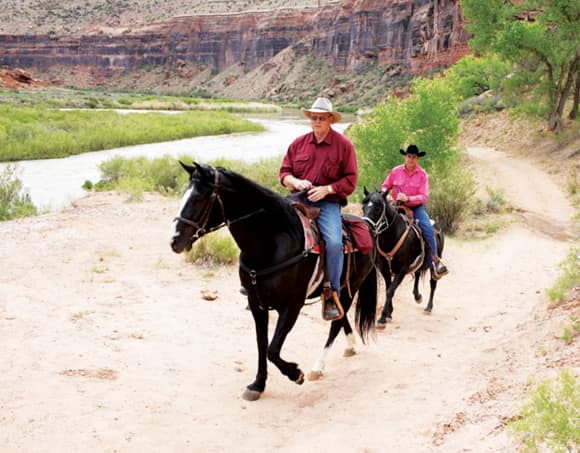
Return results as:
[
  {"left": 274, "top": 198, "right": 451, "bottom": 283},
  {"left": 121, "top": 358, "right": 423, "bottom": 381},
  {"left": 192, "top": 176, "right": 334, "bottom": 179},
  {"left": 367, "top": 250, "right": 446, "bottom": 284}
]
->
[
  {"left": 381, "top": 144, "right": 449, "bottom": 279},
  {"left": 279, "top": 97, "right": 358, "bottom": 320}
]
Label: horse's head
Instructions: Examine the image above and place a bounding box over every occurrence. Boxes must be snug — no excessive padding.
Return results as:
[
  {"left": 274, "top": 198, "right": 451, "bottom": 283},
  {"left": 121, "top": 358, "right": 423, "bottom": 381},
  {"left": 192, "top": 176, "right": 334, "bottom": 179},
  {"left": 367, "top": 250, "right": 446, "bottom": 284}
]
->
[
  {"left": 170, "top": 161, "right": 226, "bottom": 253},
  {"left": 362, "top": 187, "right": 389, "bottom": 230}
]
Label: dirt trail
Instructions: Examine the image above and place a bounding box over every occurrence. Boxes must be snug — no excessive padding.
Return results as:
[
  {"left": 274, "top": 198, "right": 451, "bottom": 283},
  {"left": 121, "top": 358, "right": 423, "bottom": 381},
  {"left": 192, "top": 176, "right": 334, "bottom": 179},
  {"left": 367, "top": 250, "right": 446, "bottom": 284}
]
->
[{"left": 0, "top": 147, "right": 577, "bottom": 452}]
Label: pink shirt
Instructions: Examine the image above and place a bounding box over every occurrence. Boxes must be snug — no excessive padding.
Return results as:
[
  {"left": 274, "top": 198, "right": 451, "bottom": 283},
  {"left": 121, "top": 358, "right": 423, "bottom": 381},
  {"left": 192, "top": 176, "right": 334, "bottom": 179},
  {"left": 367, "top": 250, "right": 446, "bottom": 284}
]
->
[
  {"left": 279, "top": 128, "right": 358, "bottom": 202},
  {"left": 381, "top": 163, "right": 429, "bottom": 207}
]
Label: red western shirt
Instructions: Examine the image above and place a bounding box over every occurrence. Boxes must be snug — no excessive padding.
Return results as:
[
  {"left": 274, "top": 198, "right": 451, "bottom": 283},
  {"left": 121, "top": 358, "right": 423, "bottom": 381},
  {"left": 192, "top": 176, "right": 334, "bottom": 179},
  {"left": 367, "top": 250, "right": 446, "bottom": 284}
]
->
[{"left": 279, "top": 128, "right": 358, "bottom": 203}]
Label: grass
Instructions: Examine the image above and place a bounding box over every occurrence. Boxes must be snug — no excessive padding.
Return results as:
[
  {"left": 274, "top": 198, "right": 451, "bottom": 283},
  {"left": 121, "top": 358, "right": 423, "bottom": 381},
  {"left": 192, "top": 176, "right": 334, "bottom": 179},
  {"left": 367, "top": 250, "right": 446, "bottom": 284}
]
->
[{"left": 0, "top": 104, "right": 265, "bottom": 162}]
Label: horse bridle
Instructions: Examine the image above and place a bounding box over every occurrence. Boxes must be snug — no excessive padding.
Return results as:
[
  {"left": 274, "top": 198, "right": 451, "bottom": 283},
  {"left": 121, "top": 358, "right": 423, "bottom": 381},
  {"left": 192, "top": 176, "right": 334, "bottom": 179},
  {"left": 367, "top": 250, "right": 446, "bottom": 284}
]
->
[
  {"left": 174, "top": 168, "right": 227, "bottom": 241},
  {"left": 363, "top": 195, "right": 389, "bottom": 234},
  {"left": 174, "top": 167, "right": 266, "bottom": 241}
]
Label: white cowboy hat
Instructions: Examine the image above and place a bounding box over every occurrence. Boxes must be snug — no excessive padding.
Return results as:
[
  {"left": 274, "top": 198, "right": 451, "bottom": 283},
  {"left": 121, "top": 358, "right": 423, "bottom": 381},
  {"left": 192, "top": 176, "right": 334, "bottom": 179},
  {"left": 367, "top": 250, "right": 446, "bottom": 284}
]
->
[{"left": 302, "top": 97, "right": 342, "bottom": 123}]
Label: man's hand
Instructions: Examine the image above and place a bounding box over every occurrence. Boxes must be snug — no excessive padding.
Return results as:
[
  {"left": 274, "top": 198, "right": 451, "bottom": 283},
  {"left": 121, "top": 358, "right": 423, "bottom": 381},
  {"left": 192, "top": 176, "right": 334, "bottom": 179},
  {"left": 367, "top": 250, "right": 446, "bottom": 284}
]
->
[
  {"left": 293, "top": 178, "right": 313, "bottom": 191},
  {"left": 307, "top": 185, "right": 332, "bottom": 202}
]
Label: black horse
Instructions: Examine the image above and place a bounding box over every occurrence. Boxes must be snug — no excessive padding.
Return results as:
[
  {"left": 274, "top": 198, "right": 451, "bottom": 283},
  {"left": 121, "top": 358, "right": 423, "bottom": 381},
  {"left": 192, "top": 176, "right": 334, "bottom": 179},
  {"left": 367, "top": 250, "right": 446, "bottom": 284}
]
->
[
  {"left": 362, "top": 188, "right": 444, "bottom": 327},
  {"left": 170, "top": 162, "right": 377, "bottom": 401}
]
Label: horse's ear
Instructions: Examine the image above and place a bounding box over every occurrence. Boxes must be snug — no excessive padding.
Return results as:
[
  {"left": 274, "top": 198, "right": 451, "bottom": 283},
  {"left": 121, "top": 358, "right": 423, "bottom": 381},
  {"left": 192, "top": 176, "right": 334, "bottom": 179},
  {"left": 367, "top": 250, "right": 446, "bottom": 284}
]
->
[
  {"left": 381, "top": 189, "right": 389, "bottom": 200},
  {"left": 363, "top": 186, "right": 369, "bottom": 196},
  {"left": 179, "top": 160, "right": 195, "bottom": 176}
]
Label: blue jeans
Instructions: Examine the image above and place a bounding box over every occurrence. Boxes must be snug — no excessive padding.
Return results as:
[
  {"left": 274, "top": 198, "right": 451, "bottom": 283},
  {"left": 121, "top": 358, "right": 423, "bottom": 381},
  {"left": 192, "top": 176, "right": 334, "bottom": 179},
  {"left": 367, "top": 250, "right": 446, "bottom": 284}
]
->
[
  {"left": 306, "top": 200, "right": 343, "bottom": 295},
  {"left": 411, "top": 204, "right": 439, "bottom": 268}
]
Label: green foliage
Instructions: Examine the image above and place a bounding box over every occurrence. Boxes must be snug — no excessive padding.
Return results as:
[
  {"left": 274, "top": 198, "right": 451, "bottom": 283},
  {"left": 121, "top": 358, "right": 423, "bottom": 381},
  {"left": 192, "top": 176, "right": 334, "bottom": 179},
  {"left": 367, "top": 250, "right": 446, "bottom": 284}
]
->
[
  {"left": 445, "top": 54, "right": 511, "bottom": 100},
  {"left": 185, "top": 233, "right": 239, "bottom": 266},
  {"left": 461, "top": 0, "right": 580, "bottom": 130},
  {"left": 0, "top": 164, "right": 37, "bottom": 220},
  {"left": 0, "top": 104, "right": 265, "bottom": 162},
  {"left": 350, "top": 76, "right": 461, "bottom": 205},
  {"left": 93, "top": 155, "right": 284, "bottom": 200},
  {"left": 509, "top": 369, "right": 580, "bottom": 453},
  {"left": 428, "top": 161, "right": 477, "bottom": 234},
  {"left": 349, "top": 96, "right": 409, "bottom": 192},
  {"left": 546, "top": 247, "right": 580, "bottom": 304},
  {"left": 485, "top": 187, "right": 507, "bottom": 213},
  {"left": 95, "top": 155, "right": 190, "bottom": 198}
]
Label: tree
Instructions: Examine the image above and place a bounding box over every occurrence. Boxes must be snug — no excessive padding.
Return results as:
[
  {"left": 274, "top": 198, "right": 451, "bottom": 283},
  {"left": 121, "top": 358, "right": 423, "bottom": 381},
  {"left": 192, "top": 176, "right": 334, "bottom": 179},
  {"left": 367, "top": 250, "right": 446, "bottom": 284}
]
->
[{"left": 461, "top": 0, "right": 580, "bottom": 130}]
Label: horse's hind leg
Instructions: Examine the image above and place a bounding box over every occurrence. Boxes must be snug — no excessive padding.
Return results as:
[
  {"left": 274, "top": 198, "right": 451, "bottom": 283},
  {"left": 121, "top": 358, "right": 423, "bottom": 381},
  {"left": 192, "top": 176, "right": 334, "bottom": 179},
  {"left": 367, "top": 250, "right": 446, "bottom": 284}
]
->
[
  {"left": 308, "top": 316, "right": 346, "bottom": 381},
  {"left": 424, "top": 278, "right": 437, "bottom": 313},
  {"left": 413, "top": 270, "right": 423, "bottom": 304},
  {"left": 341, "top": 316, "right": 357, "bottom": 358}
]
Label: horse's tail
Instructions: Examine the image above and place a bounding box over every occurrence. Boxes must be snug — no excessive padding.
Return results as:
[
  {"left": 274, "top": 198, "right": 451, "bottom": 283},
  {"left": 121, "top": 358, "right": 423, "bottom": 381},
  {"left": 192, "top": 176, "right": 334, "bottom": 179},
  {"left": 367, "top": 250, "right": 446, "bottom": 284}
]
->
[{"left": 355, "top": 265, "right": 377, "bottom": 344}]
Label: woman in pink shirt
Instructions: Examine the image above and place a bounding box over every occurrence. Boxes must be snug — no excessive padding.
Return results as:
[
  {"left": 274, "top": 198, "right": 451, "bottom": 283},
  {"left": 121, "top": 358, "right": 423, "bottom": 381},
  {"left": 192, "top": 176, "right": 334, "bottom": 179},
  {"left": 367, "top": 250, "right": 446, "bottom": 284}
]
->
[{"left": 381, "top": 145, "right": 448, "bottom": 279}]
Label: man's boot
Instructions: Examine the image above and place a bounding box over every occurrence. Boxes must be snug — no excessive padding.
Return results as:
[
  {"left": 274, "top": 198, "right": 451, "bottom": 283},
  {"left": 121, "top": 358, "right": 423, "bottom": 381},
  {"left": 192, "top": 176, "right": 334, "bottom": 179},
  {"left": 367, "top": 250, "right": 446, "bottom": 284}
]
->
[
  {"left": 431, "top": 261, "right": 449, "bottom": 280},
  {"left": 321, "top": 284, "right": 344, "bottom": 321}
]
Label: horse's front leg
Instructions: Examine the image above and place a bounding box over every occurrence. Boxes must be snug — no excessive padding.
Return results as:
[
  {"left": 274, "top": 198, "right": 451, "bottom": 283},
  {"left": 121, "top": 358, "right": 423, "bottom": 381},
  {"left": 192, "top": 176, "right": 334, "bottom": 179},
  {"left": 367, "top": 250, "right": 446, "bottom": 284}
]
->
[
  {"left": 424, "top": 277, "right": 437, "bottom": 313},
  {"left": 267, "top": 304, "right": 304, "bottom": 385},
  {"left": 378, "top": 271, "right": 405, "bottom": 328},
  {"left": 241, "top": 301, "right": 269, "bottom": 401},
  {"left": 377, "top": 257, "right": 393, "bottom": 321},
  {"left": 413, "top": 270, "right": 423, "bottom": 304}
]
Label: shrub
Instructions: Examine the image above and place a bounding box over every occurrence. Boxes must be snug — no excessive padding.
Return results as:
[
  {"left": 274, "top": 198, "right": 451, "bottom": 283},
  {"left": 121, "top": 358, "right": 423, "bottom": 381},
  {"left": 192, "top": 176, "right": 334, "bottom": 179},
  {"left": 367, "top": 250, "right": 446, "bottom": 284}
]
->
[
  {"left": 185, "top": 232, "right": 239, "bottom": 266},
  {"left": 0, "top": 164, "right": 37, "bottom": 220},
  {"left": 546, "top": 247, "right": 580, "bottom": 304},
  {"left": 509, "top": 369, "right": 579, "bottom": 453},
  {"left": 428, "top": 160, "right": 477, "bottom": 234}
]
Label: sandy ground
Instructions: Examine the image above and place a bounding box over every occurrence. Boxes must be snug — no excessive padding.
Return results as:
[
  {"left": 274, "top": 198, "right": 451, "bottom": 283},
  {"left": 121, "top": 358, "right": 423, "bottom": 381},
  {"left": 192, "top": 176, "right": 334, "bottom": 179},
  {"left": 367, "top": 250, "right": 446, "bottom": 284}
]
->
[{"left": 0, "top": 146, "right": 578, "bottom": 452}]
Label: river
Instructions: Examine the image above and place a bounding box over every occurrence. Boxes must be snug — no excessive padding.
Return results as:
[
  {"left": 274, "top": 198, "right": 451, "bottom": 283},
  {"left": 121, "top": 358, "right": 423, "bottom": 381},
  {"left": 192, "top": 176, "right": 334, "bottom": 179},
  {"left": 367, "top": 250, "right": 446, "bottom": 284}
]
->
[{"left": 3, "top": 113, "right": 349, "bottom": 212}]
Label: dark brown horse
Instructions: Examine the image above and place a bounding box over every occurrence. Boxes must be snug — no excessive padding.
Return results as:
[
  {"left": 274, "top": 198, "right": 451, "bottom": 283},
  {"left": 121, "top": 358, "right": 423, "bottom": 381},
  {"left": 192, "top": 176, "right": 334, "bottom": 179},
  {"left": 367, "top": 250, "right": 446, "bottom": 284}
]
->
[
  {"left": 362, "top": 188, "right": 444, "bottom": 327},
  {"left": 171, "top": 162, "right": 377, "bottom": 400}
]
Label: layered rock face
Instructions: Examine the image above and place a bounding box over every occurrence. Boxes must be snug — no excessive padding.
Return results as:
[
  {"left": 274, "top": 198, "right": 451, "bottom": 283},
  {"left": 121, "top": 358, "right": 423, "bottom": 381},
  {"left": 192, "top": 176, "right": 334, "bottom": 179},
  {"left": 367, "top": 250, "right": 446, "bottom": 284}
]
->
[{"left": 0, "top": 0, "right": 469, "bottom": 86}]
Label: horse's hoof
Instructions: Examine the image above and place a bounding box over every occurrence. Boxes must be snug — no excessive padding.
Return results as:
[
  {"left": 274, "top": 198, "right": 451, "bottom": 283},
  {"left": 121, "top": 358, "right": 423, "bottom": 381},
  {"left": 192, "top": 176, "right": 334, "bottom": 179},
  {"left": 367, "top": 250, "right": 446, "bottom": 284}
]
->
[
  {"left": 307, "top": 370, "right": 323, "bottom": 381},
  {"left": 241, "top": 388, "right": 262, "bottom": 401},
  {"left": 415, "top": 296, "right": 423, "bottom": 304},
  {"left": 423, "top": 308, "right": 432, "bottom": 314},
  {"left": 343, "top": 347, "right": 356, "bottom": 357},
  {"left": 377, "top": 321, "right": 387, "bottom": 330},
  {"left": 295, "top": 371, "right": 305, "bottom": 385}
]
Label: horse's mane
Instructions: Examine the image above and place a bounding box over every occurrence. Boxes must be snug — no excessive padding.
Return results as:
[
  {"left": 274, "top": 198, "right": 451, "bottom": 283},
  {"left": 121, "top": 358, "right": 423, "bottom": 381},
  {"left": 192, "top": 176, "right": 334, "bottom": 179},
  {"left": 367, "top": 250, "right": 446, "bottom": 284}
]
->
[{"left": 218, "top": 167, "right": 302, "bottom": 235}]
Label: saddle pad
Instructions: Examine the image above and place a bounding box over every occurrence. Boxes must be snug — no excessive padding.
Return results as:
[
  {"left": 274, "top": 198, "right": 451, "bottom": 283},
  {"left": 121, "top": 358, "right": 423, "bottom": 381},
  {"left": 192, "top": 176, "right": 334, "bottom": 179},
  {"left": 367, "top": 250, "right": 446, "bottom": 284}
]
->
[{"left": 295, "top": 209, "right": 371, "bottom": 255}]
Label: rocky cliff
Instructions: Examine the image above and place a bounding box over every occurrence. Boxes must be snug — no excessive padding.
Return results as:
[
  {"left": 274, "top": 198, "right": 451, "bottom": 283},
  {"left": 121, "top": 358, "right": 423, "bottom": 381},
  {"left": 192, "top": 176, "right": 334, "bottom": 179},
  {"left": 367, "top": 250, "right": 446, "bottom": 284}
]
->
[{"left": 0, "top": 0, "right": 470, "bottom": 103}]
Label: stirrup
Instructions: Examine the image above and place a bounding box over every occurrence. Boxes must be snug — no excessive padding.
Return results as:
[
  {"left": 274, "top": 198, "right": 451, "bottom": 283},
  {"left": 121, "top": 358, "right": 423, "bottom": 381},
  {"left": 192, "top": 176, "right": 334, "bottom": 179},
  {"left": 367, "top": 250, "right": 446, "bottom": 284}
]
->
[{"left": 322, "top": 290, "right": 344, "bottom": 321}]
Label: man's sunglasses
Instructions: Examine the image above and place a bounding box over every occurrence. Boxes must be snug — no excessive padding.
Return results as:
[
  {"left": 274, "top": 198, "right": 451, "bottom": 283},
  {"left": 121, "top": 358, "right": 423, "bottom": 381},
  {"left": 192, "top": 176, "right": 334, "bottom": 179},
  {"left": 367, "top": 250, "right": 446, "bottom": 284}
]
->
[{"left": 310, "top": 115, "right": 330, "bottom": 122}]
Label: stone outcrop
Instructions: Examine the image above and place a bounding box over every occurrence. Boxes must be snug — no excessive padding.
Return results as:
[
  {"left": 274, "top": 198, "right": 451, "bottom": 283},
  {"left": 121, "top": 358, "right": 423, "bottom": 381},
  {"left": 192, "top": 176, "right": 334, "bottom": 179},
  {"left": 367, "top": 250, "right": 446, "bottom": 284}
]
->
[{"left": 0, "top": 0, "right": 470, "bottom": 91}]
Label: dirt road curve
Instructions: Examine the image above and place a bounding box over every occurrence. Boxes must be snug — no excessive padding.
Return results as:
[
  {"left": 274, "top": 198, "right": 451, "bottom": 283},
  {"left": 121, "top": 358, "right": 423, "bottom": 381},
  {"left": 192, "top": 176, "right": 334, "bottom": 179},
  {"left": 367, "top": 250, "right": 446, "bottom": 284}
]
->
[{"left": 0, "top": 146, "right": 577, "bottom": 452}]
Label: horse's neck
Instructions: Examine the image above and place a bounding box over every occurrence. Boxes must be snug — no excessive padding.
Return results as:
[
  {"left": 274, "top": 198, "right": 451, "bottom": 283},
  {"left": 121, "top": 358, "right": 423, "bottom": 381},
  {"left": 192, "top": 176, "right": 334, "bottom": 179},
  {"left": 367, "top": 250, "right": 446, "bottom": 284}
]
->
[
  {"left": 382, "top": 204, "right": 407, "bottom": 241},
  {"left": 224, "top": 191, "right": 303, "bottom": 262}
]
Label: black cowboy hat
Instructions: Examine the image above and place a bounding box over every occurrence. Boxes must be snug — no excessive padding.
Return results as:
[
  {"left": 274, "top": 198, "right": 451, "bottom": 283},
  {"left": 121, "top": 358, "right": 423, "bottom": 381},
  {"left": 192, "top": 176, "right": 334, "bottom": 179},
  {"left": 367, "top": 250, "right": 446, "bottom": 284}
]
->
[{"left": 399, "top": 144, "right": 426, "bottom": 157}]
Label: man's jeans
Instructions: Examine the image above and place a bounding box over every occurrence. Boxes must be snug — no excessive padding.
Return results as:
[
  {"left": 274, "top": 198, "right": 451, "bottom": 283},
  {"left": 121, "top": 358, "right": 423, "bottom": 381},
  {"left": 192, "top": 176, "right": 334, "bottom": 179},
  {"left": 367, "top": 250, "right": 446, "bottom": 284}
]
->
[
  {"left": 411, "top": 204, "right": 438, "bottom": 268},
  {"left": 306, "top": 199, "right": 343, "bottom": 295}
]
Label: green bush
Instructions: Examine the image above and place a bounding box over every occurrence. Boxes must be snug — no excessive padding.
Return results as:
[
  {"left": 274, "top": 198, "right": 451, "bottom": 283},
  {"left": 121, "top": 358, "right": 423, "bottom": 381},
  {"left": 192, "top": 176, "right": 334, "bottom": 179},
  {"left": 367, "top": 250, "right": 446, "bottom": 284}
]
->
[
  {"left": 509, "top": 369, "right": 579, "bottom": 453},
  {"left": 185, "top": 232, "right": 239, "bottom": 266},
  {"left": 546, "top": 247, "right": 580, "bottom": 304},
  {"left": 445, "top": 54, "right": 511, "bottom": 100},
  {"left": 0, "top": 164, "right": 37, "bottom": 220},
  {"left": 428, "top": 161, "right": 477, "bottom": 234}
]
